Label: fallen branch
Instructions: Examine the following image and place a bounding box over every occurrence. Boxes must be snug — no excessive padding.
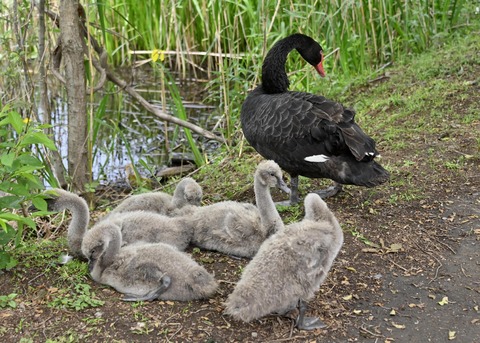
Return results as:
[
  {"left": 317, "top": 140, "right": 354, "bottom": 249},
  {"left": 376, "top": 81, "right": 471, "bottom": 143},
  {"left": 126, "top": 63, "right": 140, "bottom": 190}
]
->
[{"left": 105, "top": 70, "right": 225, "bottom": 143}]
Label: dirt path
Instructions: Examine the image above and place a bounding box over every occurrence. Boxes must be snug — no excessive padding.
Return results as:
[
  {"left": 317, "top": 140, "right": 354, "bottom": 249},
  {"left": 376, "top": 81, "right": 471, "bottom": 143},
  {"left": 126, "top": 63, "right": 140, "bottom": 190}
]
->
[{"left": 347, "top": 192, "right": 480, "bottom": 343}]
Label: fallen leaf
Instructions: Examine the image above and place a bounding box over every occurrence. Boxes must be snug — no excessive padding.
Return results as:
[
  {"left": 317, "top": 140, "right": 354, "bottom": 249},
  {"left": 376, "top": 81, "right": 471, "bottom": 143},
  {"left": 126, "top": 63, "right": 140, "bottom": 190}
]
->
[
  {"left": 166, "top": 301, "right": 175, "bottom": 306},
  {"left": 345, "top": 266, "right": 357, "bottom": 272},
  {"left": 353, "top": 309, "right": 362, "bottom": 315},
  {"left": 342, "top": 294, "right": 353, "bottom": 301},
  {"left": 362, "top": 248, "right": 380, "bottom": 253},
  {"left": 200, "top": 257, "right": 215, "bottom": 263},
  {"left": 438, "top": 296, "right": 449, "bottom": 306},
  {"left": 392, "top": 322, "right": 406, "bottom": 329},
  {"left": 379, "top": 238, "right": 385, "bottom": 248},
  {"left": 388, "top": 243, "right": 403, "bottom": 253},
  {"left": 408, "top": 303, "right": 416, "bottom": 308},
  {"left": 448, "top": 330, "right": 456, "bottom": 340}
]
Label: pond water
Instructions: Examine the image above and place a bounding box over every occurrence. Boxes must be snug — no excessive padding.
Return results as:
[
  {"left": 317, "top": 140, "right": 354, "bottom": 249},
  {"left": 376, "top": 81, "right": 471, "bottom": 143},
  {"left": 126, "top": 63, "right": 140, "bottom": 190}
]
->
[{"left": 47, "top": 68, "right": 221, "bottom": 185}]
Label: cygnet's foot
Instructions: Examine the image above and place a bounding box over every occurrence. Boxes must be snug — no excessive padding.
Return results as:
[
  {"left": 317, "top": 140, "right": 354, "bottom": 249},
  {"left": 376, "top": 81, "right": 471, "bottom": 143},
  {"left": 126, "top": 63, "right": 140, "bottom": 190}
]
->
[
  {"left": 122, "top": 275, "right": 171, "bottom": 302},
  {"left": 296, "top": 316, "right": 327, "bottom": 330},
  {"left": 314, "top": 183, "right": 343, "bottom": 199},
  {"left": 275, "top": 193, "right": 301, "bottom": 207},
  {"left": 274, "top": 199, "right": 296, "bottom": 207},
  {"left": 227, "top": 254, "right": 246, "bottom": 260}
]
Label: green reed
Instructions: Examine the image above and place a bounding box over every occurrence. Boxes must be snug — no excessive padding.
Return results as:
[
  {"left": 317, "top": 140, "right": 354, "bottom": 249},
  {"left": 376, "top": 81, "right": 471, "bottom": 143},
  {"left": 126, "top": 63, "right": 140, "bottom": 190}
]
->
[
  {"left": 95, "top": 0, "right": 469, "bottom": 70},
  {"left": 87, "top": 0, "right": 472, "bottom": 144}
]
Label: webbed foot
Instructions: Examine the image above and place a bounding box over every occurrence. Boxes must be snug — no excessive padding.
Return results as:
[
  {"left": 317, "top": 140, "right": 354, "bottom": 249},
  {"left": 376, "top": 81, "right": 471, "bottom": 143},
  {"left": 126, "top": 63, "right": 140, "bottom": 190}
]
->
[
  {"left": 314, "top": 183, "right": 343, "bottom": 199},
  {"left": 122, "top": 275, "right": 171, "bottom": 302},
  {"left": 296, "top": 316, "right": 327, "bottom": 330},
  {"left": 295, "top": 299, "right": 327, "bottom": 331},
  {"left": 274, "top": 199, "right": 296, "bottom": 207}
]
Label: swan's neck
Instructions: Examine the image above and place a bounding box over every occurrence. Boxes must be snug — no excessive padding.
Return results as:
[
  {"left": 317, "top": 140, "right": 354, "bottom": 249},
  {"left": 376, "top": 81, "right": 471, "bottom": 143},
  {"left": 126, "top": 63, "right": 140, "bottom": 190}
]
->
[
  {"left": 261, "top": 37, "right": 300, "bottom": 94},
  {"left": 62, "top": 196, "right": 89, "bottom": 258},
  {"left": 254, "top": 177, "right": 283, "bottom": 236},
  {"left": 68, "top": 200, "right": 89, "bottom": 236}
]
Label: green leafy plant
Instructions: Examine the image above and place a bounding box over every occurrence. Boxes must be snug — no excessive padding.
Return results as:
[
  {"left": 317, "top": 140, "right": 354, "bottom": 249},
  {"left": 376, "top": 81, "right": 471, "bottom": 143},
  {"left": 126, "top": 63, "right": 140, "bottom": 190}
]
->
[
  {"left": 0, "top": 105, "right": 56, "bottom": 269},
  {"left": 48, "top": 283, "right": 105, "bottom": 311},
  {"left": 0, "top": 293, "right": 18, "bottom": 309}
]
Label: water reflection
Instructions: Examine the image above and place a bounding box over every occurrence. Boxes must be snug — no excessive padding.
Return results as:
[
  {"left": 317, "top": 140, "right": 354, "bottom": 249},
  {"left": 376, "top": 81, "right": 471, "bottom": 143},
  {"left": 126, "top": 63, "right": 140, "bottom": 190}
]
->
[{"left": 49, "top": 71, "right": 219, "bottom": 185}]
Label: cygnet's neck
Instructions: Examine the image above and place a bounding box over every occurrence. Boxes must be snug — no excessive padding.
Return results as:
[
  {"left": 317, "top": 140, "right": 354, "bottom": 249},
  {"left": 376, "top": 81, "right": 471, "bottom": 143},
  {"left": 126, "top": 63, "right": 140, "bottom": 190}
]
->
[
  {"left": 254, "top": 176, "right": 283, "bottom": 236},
  {"left": 97, "top": 225, "right": 122, "bottom": 277},
  {"left": 61, "top": 195, "right": 90, "bottom": 258}
]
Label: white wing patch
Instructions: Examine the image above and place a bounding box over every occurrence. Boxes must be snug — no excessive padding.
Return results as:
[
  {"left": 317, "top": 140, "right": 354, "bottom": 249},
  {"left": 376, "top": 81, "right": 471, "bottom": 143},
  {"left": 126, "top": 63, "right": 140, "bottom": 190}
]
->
[{"left": 304, "top": 154, "right": 330, "bottom": 163}]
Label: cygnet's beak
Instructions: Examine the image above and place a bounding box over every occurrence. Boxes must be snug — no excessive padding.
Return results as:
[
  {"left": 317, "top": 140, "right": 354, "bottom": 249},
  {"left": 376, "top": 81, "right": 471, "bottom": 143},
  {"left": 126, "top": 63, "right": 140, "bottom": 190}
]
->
[
  {"left": 88, "top": 259, "right": 96, "bottom": 273},
  {"left": 277, "top": 179, "right": 291, "bottom": 194}
]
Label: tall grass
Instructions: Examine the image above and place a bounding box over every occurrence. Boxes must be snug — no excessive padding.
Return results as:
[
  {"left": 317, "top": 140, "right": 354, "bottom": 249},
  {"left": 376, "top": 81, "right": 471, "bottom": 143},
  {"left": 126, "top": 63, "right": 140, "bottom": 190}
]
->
[{"left": 94, "top": 0, "right": 470, "bottom": 74}]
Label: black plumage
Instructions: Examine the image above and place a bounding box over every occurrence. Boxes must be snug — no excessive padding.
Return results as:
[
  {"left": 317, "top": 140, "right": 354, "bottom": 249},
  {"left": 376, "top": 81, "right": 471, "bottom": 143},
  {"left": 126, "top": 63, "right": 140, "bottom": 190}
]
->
[{"left": 241, "top": 33, "right": 389, "bottom": 204}]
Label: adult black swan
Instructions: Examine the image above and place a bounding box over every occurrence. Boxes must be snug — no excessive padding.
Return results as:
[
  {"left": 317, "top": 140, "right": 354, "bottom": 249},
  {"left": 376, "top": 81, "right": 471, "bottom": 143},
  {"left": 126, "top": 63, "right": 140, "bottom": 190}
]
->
[{"left": 241, "top": 33, "right": 389, "bottom": 205}]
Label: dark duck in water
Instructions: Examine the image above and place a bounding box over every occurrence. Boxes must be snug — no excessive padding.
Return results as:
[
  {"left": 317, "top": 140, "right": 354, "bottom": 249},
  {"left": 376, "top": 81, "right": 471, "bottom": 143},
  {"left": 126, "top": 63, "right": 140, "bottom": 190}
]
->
[{"left": 241, "top": 33, "right": 389, "bottom": 205}]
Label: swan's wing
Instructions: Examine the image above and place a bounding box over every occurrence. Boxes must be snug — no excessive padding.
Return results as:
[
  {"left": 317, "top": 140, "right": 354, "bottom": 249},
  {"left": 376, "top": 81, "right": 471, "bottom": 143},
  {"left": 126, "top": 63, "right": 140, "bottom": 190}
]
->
[
  {"left": 222, "top": 211, "right": 258, "bottom": 239},
  {"left": 242, "top": 89, "right": 378, "bottom": 162}
]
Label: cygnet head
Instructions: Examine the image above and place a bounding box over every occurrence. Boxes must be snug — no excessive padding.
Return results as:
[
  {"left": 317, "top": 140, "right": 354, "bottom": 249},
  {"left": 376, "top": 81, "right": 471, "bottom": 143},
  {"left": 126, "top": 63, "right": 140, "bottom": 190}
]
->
[
  {"left": 44, "top": 188, "right": 81, "bottom": 212},
  {"left": 304, "top": 193, "right": 332, "bottom": 222},
  {"left": 81, "top": 221, "right": 122, "bottom": 273},
  {"left": 180, "top": 178, "right": 203, "bottom": 206},
  {"left": 255, "top": 160, "right": 291, "bottom": 193}
]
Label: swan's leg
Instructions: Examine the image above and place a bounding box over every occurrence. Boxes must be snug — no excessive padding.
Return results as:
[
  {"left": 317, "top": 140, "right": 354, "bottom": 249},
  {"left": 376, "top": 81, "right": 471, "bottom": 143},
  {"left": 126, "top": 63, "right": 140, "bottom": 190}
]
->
[
  {"left": 295, "top": 299, "right": 327, "bottom": 330},
  {"left": 314, "top": 182, "right": 343, "bottom": 199},
  {"left": 289, "top": 176, "right": 300, "bottom": 204},
  {"left": 275, "top": 175, "right": 300, "bottom": 206},
  {"left": 122, "top": 275, "right": 171, "bottom": 302}
]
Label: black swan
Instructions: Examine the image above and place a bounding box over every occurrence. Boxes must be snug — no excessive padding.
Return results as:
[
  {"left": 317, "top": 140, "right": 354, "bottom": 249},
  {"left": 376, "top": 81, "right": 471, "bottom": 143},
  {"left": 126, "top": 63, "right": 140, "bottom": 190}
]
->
[
  {"left": 224, "top": 193, "right": 344, "bottom": 330},
  {"left": 241, "top": 33, "right": 389, "bottom": 204}
]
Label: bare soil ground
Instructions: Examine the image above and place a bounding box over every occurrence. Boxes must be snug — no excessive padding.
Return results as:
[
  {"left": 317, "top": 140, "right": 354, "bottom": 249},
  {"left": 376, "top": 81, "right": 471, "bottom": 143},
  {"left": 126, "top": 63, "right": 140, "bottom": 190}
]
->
[{"left": 1, "top": 39, "right": 479, "bottom": 342}]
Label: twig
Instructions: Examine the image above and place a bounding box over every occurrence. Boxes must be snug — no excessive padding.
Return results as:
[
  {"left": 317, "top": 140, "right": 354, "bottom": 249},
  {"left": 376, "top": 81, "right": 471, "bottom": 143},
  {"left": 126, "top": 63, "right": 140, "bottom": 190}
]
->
[
  {"left": 324, "top": 47, "right": 340, "bottom": 60},
  {"left": 460, "top": 264, "right": 471, "bottom": 278},
  {"left": 167, "top": 325, "right": 183, "bottom": 341},
  {"left": 289, "top": 318, "right": 294, "bottom": 338},
  {"left": 434, "top": 239, "right": 456, "bottom": 254},
  {"left": 413, "top": 241, "right": 443, "bottom": 284},
  {"left": 218, "top": 280, "right": 237, "bottom": 285},
  {"left": 129, "top": 50, "right": 247, "bottom": 59},
  {"left": 266, "top": 336, "right": 308, "bottom": 342},
  {"left": 359, "top": 325, "right": 383, "bottom": 338},
  {"left": 388, "top": 258, "right": 408, "bottom": 272}
]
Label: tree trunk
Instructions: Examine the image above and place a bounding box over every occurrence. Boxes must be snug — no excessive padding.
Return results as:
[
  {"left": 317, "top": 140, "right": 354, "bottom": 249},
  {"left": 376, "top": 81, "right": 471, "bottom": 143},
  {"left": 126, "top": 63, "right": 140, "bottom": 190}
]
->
[
  {"left": 59, "top": 0, "right": 88, "bottom": 192},
  {"left": 38, "top": 0, "right": 68, "bottom": 189}
]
